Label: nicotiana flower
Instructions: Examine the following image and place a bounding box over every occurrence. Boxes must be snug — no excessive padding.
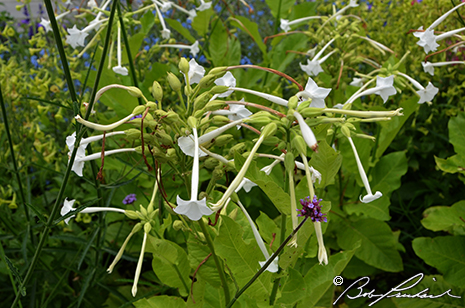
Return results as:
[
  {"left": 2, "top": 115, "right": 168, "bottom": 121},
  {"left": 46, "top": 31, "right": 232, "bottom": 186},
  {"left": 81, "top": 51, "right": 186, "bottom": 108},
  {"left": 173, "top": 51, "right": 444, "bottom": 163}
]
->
[
  {"left": 343, "top": 75, "right": 397, "bottom": 106},
  {"left": 347, "top": 137, "right": 382, "bottom": 203},
  {"left": 39, "top": 11, "right": 70, "bottom": 33},
  {"left": 154, "top": 0, "right": 172, "bottom": 12},
  {"left": 214, "top": 71, "right": 236, "bottom": 97},
  {"left": 66, "top": 19, "right": 106, "bottom": 49},
  {"left": 227, "top": 87, "right": 288, "bottom": 106},
  {"left": 66, "top": 131, "right": 126, "bottom": 159},
  {"left": 113, "top": 24, "right": 128, "bottom": 76},
  {"left": 197, "top": 0, "right": 212, "bottom": 11},
  {"left": 350, "top": 77, "right": 365, "bottom": 87},
  {"left": 294, "top": 111, "right": 318, "bottom": 152},
  {"left": 413, "top": 27, "right": 439, "bottom": 54},
  {"left": 397, "top": 72, "right": 439, "bottom": 104},
  {"left": 158, "top": 41, "right": 200, "bottom": 57},
  {"left": 280, "top": 15, "right": 322, "bottom": 33},
  {"left": 178, "top": 119, "right": 246, "bottom": 157},
  {"left": 299, "top": 38, "right": 337, "bottom": 77},
  {"left": 61, "top": 198, "right": 126, "bottom": 224},
  {"left": 421, "top": 60, "right": 465, "bottom": 76},
  {"left": 153, "top": 1, "right": 171, "bottom": 39},
  {"left": 296, "top": 77, "right": 332, "bottom": 108},
  {"left": 175, "top": 127, "right": 214, "bottom": 220},
  {"left": 211, "top": 101, "right": 252, "bottom": 129},
  {"left": 186, "top": 58, "right": 205, "bottom": 84}
]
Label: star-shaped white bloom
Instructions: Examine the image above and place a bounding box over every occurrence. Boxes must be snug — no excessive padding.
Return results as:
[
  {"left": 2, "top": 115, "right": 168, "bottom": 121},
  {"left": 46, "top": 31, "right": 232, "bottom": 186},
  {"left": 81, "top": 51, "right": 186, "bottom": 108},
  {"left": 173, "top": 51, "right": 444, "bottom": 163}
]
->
[
  {"left": 417, "top": 82, "right": 439, "bottom": 104},
  {"left": 66, "top": 132, "right": 87, "bottom": 176},
  {"left": 422, "top": 61, "right": 435, "bottom": 76},
  {"left": 242, "top": 178, "right": 258, "bottom": 193},
  {"left": 309, "top": 166, "right": 322, "bottom": 184},
  {"left": 197, "top": 0, "right": 212, "bottom": 11},
  {"left": 113, "top": 65, "right": 129, "bottom": 76},
  {"left": 228, "top": 104, "right": 252, "bottom": 123},
  {"left": 66, "top": 25, "right": 89, "bottom": 49},
  {"left": 87, "top": 0, "right": 98, "bottom": 8},
  {"left": 214, "top": 71, "right": 236, "bottom": 97},
  {"left": 350, "top": 77, "right": 364, "bottom": 87},
  {"left": 61, "top": 198, "right": 76, "bottom": 224},
  {"left": 190, "top": 41, "right": 200, "bottom": 56},
  {"left": 299, "top": 59, "right": 324, "bottom": 77},
  {"left": 413, "top": 26, "right": 439, "bottom": 54},
  {"left": 175, "top": 196, "right": 213, "bottom": 221},
  {"left": 187, "top": 58, "right": 205, "bottom": 84},
  {"left": 161, "top": 28, "right": 171, "bottom": 39},
  {"left": 159, "top": 0, "right": 172, "bottom": 12},
  {"left": 259, "top": 257, "right": 279, "bottom": 273},
  {"left": 39, "top": 18, "right": 52, "bottom": 32},
  {"left": 297, "top": 77, "right": 332, "bottom": 108},
  {"left": 187, "top": 9, "right": 197, "bottom": 23},
  {"left": 280, "top": 19, "right": 290, "bottom": 32},
  {"left": 349, "top": 0, "right": 359, "bottom": 7},
  {"left": 374, "top": 75, "right": 397, "bottom": 103}
]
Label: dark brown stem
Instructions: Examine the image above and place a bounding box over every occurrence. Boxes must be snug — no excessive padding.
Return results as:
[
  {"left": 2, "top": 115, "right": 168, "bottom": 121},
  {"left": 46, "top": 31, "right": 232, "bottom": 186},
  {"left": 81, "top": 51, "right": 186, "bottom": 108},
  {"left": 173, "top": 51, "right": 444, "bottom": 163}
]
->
[
  {"left": 425, "top": 40, "right": 465, "bottom": 62},
  {"left": 336, "top": 59, "right": 344, "bottom": 90},
  {"left": 97, "top": 131, "right": 106, "bottom": 181},
  {"left": 141, "top": 107, "right": 153, "bottom": 171},
  {"left": 190, "top": 253, "right": 212, "bottom": 303}
]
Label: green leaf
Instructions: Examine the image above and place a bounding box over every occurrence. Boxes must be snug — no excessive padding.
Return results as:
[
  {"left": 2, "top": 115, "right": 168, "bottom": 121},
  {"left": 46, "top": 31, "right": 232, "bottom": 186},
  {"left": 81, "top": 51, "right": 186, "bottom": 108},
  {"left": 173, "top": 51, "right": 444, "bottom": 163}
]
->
[
  {"left": 435, "top": 154, "right": 465, "bottom": 174},
  {"left": 276, "top": 267, "right": 306, "bottom": 305},
  {"left": 234, "top": 152, "right": 291, "bottom": 215},
  {"left": 413, "top": 236, "right": 465, "bottom": 287},
  {"left": 187, "top": 235, "right": 222, "bottom": 287},
  {"left": 165, "top": 18, "right": 196, "bottom": 43},
  {"left": 224, "top": 37, "right": 241, "bottom": 66},
  {"left": 208, "top": 20, "right": 228, "bottom": 66},
  {"left": 147, "top": 237, "right": 191, "bottom": 296},
  {"left": 336, "top": 218, "right": 403, "bottom": 272},
  {"left": 310, "top": 140, "right": 343, "bottom": 188},
  {"left": 229, "top": 16, "right": 267, "bottom": 56},
  {"left": 214, "top": 216, "right": 271, "bottom": 303},
  {"left": 271, "top": 34, "right": 308, "bottom": 80},
  {"left": 449, "top": 112, "right": 465, "bottom": 156},
  {"left": 371, "top": 151, "right": 408, "bottom": 194},
  {"left": 342, "top": 256, "right": 377, "bottom": 280},
  {"left": 344, "top": 194, "right": 391, "bottom": 221},
  {"left": 421, "top": 201, "right": 465, "bottom": 235},
  {"left": 140, "top": 11, "right": 155, "bottom": 35},
  {"left": 192, "top": 9, "right": 214, "bottom": 36},
  {"left": 4, "top": 255, "right": 26, "bottom": 296},
  {"left": 123, "top": 32, "right": 145, "bottom": 64},
  {"left": 265, "top": 0, "right": 294, "bottom": 18},
  {"left": 279, "top": 219, "right": 314, "bottom": 270},
  {"left": 134, "top": 295, "right": 187, "bottom": 308}
]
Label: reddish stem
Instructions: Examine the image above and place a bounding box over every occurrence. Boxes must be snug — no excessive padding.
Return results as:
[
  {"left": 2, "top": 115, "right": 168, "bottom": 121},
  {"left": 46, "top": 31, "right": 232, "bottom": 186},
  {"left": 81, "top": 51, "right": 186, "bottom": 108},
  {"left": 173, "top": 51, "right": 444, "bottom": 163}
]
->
[
  {"left": 425, "top": 40, "right": 465, "bottom": 62},
  {"left": 141, "top": 107, "right": 153, "bottom": 171},
  {"left": 190, "top": 253, "right": 212, "bottom": 303},
  {"left": 97, "top": 131, "right": 106, "bottom": 182}
]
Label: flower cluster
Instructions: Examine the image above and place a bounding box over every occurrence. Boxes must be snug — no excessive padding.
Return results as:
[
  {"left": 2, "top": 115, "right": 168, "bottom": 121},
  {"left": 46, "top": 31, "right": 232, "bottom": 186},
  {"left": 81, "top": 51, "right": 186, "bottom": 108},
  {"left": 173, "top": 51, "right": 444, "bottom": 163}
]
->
[
  {"left": 123, "top": 193, "right": 137, "bottom": 205},
  {"left": 298, "top": 196, "right": 327, "bottom": 223}
]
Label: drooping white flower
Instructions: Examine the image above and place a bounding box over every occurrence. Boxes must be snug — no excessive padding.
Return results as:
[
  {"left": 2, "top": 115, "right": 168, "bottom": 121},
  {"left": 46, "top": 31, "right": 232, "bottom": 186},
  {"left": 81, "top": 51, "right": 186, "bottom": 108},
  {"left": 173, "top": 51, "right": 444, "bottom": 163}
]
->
[
  {"left": 350, "top": 77, "right": 365, "bottom": 87},
  {"left": 297, "top": 77, "right": 332, "bottom": 108},
  {"left": 87, "top": 0, "right": 98, "bottom": 8},
  {"left": 280, "top": 15, "right": 323, "bottom": 33},
  {"left": 113, "top": 66, "right": 129, "bottom": 76},
  {"left": 315, "top": 222, "right": 328, "bottom": 265},
  {"left": 187, "top": 58, "right": 205, "bottom": 84},
  {"left": 294, "top": 111, "right": 318, "bottom": 151},
  {"left": 280, "top": 19, "right": 291, "bottom": 32},
  {"left": 158, "top": 41, "right": 200, "bottom": 57},
  {"left": 299, "top": 38, "right": 337, "bottom": 77},
  {"left": 132, "top": 230, "right": 148, "bottom": 297},
  {"left": 214, "top": 72, "right": 236, "bottom": 97},
  {"left": 66, "top": 25, "right": 89, "bottom": 49},
  {"left": 228, "top": 87, "right": 288, "bottom": 106},
  {"left": 112, "top": 24, "right": 129, "bottom": 76},
  {"left": 61, "top": 198, "right": 76, "bottom": 224},
  {"left": 39, "top": 18, "right": 52, "bottom": 32},
  {"left": 397, "top": 72, "right": 439, "bottom": 104},
  {"left": 154, "top": 1, "right": 171, "bottom": 40},
  {"left": 373, "top": 75, "right": 397, "bottom": 103},
  {"left": 60, "top": 198, "right": 126, "bottom": 224},
  {"left": 228, "top": 103, "right": 253, "bottom": 123},
  {"left": 190, "top": 41, "right": 200, "bottom": 56},
  {"left": 175, "top": 127, "right": 214, "bottom": 220},
  {"left": 413, "top": 27, "right": 439, "bottom": 54},
  {"left": 197, "top": 0, "right": 212, "bottom": 11},
  {"left": 421, "top": 60, "right": 465, "bottom": 76}
]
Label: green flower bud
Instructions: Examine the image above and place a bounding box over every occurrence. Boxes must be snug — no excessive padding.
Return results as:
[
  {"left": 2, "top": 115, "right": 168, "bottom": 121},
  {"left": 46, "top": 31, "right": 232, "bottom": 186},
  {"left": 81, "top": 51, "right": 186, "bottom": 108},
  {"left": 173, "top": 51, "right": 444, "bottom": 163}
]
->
[
  {"left": 125, "top": 210, "right": 139, "bottom": 220},
  {"left": 193, "top": 92, "right": 210, "bottom": 111},
  {"left": 341, "top": 125, "right": 351, "bottom": 138},
  {"left": 299, "top": 107, "right": 325, "bottom": 117},
  {"left": 167, "top": 72, "right": 182, "bottom": 92},
  {"left": 212, "top": 115, "right": 230, "bottom": 125},
  {"left": 187, "top": 116, "right": 198, "bottom": 129},
  {"left": 297, "top": 100, "right": 311, "bottom": 111},
  {"left": 132, "top": 105, "right": 146, "bottom": 115},
  {"left": 277, "top": 141, "right": 286, "bottom": 150},
  {"left": 133, "top": 223, "right": 143, "bottom": 233},
  {"left": 197, "top": 232, "right": 206, "bottom": 242},
  {"left": 247, "top": 116, "right": 271, "bottom": 126},
  {"left": 288, "top": 96, "right": 299, "bottom": 110},
  {"left": 194, "top": 110, "right": 206, "bottom": 118},
  {"left": 212, "top": 167, "right": 224, "bottom": 180},
  {"left": 210, "top": 85, "right": 230, "bottom": 94},
  {"left": 151, "top": 81, "right": 163, "bottom": 102},
  {"left": 184, "top": 85, "right": 193, "bottom": 96},
  {"left": 146, "top": 101, "right": 157, "bottom": 110},
  {"left": 166, "top": 148, "right": 176, "bottom": 158},
  {"left": 229, "top": 143, "right": 246, "bottom": 156},
  {"left": 205, "top": 100, "right": 226, "bottom": 111},
  {"left": 127, "top": 86, "right": 143, "bottom": 98},
  {"left": 144, "top": 222, "right": 152, "bottom": 234},
  {"left": 261, "top": 122, "right": 278, "bottom": 138},
  {"left": 154, "top": 109, "right": 168, "bottom": 118},
  {"left": 281, "top": 117, "right": 290, "bottom": 127},
  {"left": 155, "top": 131, "right": 173, "bottom": 145},
  {"left": 262, "top": 136, "right": 281, "bottom": 146},
  {"left": 173, "top": 220, "right": 184, "bottom": 231},
  {"left": 345, "top": 122, "right": 356, "bottom": 131},
  {"left": 284, "top": 152, "right": 295, "bottom": 172},
  {"left": 140, "top": 204, "right": 148, "bottom": 217},
  {"left": 230, "top": 192, "right": 240, "bottom": 204},
  {"left": 355, "top": 133, "right": 376, "bottom": 141},
  {"left": 214, "top": 134, "right": 234, "bottom": 147},
  {"left": 208, "top": 67, "right": 227, "bottom": 75},
  {"left": 164, "top": 111, "right": 181, "bottom": 124},
  {"left": 204, "top": 157, "right": 220, "bottom": 169},
  {"left": 292, "top": 135, "right": 307, "bottom": 155},
  {"left": 198, "top": 74, "right": 216, "bottom": 89},
  {"left": 178, "top": 57, "right": 190, "bottom": 75},
  {"left": 125, "top": 129, "right": 141, "bottom": 140}
]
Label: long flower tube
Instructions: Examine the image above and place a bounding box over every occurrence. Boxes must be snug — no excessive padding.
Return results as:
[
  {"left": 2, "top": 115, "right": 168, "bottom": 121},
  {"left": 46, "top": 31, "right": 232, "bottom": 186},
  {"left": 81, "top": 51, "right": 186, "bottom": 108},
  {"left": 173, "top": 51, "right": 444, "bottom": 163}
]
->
[
  {"left": 60, "top": 198, "right": 126, "bottom": 224},
  {"left": 70, "top": 148, "right": 137, "bottom": 176},
  {"left": 294, "top": 111, "right": 318, "bottom": 152},
  {"left": 347, "top": 136, "right": 382, "bottom": 203},
  {"left": 421, "top": 61, "right": 465, "bottom": 76},
  {"left": 75, "top": 113, "right": 135, "bottom": 131},
  {"left": 280, "top": 15, "right": 322, "bottom": 32},
  {"left": 113, "top": 24, "right": 128, "bottom": 76},
  {"left": 66, "top": 131, "right": 126, "bottom": 154},
  {"left": 342, "top": 76, "right": 396, "bottom": 106},
  {"left": 227, "top": 87, "right": 288, "bottom": 106},
  {"left": 287, "top": 165, "right": 299, "bottom": 248},
  {"left": 153, "top": 1, "right": 170, "bottom": 39},
  {"left": 40, "top": 11, "right": 70, "bottom": 32},
  {"left": 158, "top": 41, "right": 200, "bottom": 56},
  {"left": 396, "top": 72, "right": 439, "bottom": 104},
  {"left": 107, "top": 223, "right": 142, "bottom": 273},
  {"left": 132, "top": 227, "right": 149, "bottom": 297},
  {"left": 300, "top": 39, "right": 337, "bottom": 77}
]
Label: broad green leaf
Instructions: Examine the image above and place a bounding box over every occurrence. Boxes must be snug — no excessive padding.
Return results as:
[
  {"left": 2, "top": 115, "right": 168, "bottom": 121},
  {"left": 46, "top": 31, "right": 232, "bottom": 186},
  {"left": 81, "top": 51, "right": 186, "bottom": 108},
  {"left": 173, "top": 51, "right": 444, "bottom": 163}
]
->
[
  {"left": 140, "top": 11, "right": 155, "bottom": 35},
  {"left": 214, "top": 216, "right": 272, "bottom": 303},
  {"left": 435, "top": 154, "right": 465, "bottom": 174},
  {"left": 421, "top": 201, "right": 465, "bottom": 235},
  {"left": 449, "top": 112, "right": 465, "bottom": 156},
  {"left": 344, "top": 194, "right": 391, "bottom": 221},
  {"left": 265, "top": 0, "right": 294, "bottom": 18},
  {"left": 192, "top": 9, "right": 214, "bottom": 36},
  {"left": 123, "top": 32, "right": 145, "bottom": 64},
  {"left": 208, "top": 20, "right": 228, "bottom": 66},
  {"left": 279, "top": 218, "right": 314, "bottom": 270},
  {"left": 134, "top": 295, "right": 187, "bottom": 308},
  {"left": 310, "top": 140, "right": 342, "bottom": 188},
  {"left": 256, "top": 211, "right": 281, "bottom": 252},
  {"left": 187, "top": 237, "right": 221, "bottom": 288},
  {"left": 371, "top": 151, "right": 408, "bottom": 194},
  {"left": 229, "top": 16, "right": 267, "bottom": 56},
  {"left": 295, "top": 242, "right": 359, "bottom": 308},
  {"left": 289, "top": 2, "right": 317, "bottom": 20},
  {"left": 271, "top": 34, "right": 308, "bottom": 81},
  {"left": 276, "top": 267, "right": 306, "bottom": 305},
  {"left": 342, "top": 256, "right": 377, "bottom": 279},
  {"left": 224, "top": 37, "right": 241, "bottom": 66},
  {"left": 165, "top": 18, "right": 196, "bottom": 43},
  {"left": 376, "top": 96, "right": 418, "bottom": 159},
  {"left": 336, "top": 218, "right": 403, "bottom": 272},
  {"left": 413, "top": 236, "right": 465, "bottom": 287},
  {"left": 235, "top": 152, "right": 291, "bottom": 215},
  {"left": 147, "top": 237, "right": 191, "bottom": 296}
]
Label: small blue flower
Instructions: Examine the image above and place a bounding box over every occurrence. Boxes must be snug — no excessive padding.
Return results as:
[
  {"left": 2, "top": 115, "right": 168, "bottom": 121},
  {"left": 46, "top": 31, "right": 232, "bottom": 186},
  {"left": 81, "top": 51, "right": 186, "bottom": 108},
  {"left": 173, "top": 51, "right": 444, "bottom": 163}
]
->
[
  {"left": 31, "top": 55, "right": 39, "bottom": 68},
  {"left": 123, "top": 193, "right": 137, "bottom": 205},
  {"left": 240, "top": 56, "right": 252, "bottom": 65}
]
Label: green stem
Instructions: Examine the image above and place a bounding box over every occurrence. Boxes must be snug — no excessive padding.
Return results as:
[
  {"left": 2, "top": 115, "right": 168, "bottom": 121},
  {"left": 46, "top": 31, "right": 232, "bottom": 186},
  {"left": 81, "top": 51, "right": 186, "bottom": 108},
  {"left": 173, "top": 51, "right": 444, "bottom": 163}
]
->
[
  {"left": 268, "top": 213, "right": 287, "bottom": 305},
  {"left": 226, "top": 218, "right": 309, "bottom": 308},
  {"left": 198, "top": 219, "right": 231, "bottom": 304},
  {"left": 0, "top": 241, "right": 23, "bottom": 308}
]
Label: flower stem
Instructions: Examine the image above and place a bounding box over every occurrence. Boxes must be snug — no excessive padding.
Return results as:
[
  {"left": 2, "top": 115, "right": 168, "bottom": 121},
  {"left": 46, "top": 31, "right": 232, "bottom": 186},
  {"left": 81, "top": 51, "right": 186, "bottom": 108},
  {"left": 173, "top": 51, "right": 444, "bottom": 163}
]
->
[
  {"left": 198, "top": 219, "right": 231, "bottom": 304},
  {"left": 226, "top": 217, "right": 308, "bottom": 308}
]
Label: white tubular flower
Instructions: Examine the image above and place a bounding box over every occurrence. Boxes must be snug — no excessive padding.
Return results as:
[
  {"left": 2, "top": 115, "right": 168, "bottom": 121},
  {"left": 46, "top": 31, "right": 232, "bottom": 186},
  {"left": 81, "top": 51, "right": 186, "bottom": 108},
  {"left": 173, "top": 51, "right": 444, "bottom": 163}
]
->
[
  {"left": 321, "top": 0, "right": 358, "bottom": 27},
  {"left": 296, "top": 77, "right": 332, "bottom": 108},
  {"left": 350, "top": 77, "right": 365, "bottom": 87},
  {"left": 70, "top": 148, "right": 137, "bottom": 177},
  {"left": 40, "top": 11, "right": 70, "bottom": 33},
  {"left": 235, "top": 158, "right": 280, "bottom": 193},
  {"left": 178, "top": 119, "right": 246, "bottom": 157},
  {"left": 280, "top": 15, "right": 322, "bottom": 33},
  {"left": 309, "top": 166, "right": 322, "bottom": 184},
  {"left": 214, "top": 72, "right": 236, "bottom": 97},
  {"left": 87, "top": 0, "right": 98, "bottom": 8},
  {"left": 132, "top": 231, "right": 148, "bottom": 297},
  {"left": 299, "top": 38, "right": 336, "bottom": 77},
  {"left": 153, "top": 0, "right": 172, "bottom": 12},
  {"left": 113, "top": 25, "right": 128, "bottom": 76},
  {"left": 421, "top": 61, "right": 465, "bottom": 76},
  {"left": 280, "top": 19, "right": 291, "bottom": 32},
  {"left": 344, "top": 75, "right": 396, "bottom": 105},
  {"left": 175, "top": 127, "right": 214, "bottom": 221},
  {"left": 89, "top": 0, "right": 111, "bottom": 30},
  {"left": 357, "top": 36, "right": 395, "bottom": 55},
  {"left": 347, "top": 137, "right": 382, "bottom": 203},
  {"left": 236, "top": 199, "right": 278, "bottom": 272},
  {"left": 187, "top": 58, "right": 205, "bottom": 84},
  {"left": 107, "top": 223, "right": 141, "bottom": 274},
  {"left": 66, "top": 19, "right": 106, "bottom": 49},
  {"left": 413, "top": 27, "right": 439, "bottom": 54},
  {"left": 197, "top": 0, "right": 212, "bottom": 11},
  {"left": 211, "top": 103, "right": 252, "bottom": 129},
  {"left": 397, "top": 72, "right": 439, "bottom": 104},
  {"left": 158, "top": 41, "right": 200, "bottom": 57},
  {"left": 228, "top": 87, "right": 288, "bottom": 106},
  {"left": 294, "top": 111, "right": 318, "bottom": 152},
  {"left": 154, "top": 1, "right": 171, "bottom": 39},
  {"left": 314, "top": 222, "right": 328, "bottom": 265},
  {"left": 60, "top": 198, "right": 126, "bottom": 224},
  {"left": 75, "top": 113, "right": 135, "bottom": 131}
]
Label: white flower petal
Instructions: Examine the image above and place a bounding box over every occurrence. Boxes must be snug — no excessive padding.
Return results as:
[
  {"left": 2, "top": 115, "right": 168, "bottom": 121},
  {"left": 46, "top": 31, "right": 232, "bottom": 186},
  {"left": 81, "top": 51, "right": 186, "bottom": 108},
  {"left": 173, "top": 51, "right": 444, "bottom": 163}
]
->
[
  {"left": 360, "top": 191, "right": 383, "bottom": 203},
  {"left": 175, "top": 196, "right": 213, "bottom": 221},
  {"left": 61, "top": 198, "right": 76, "bottom": 224},
  {"left": 214, "top": 72, "right": 236, "bottom": 97},
  {"left": 259, "top": 257, "right": 279, "bottom": 273},
  {"left": 188, "top": 58, "right": 205, "bottom": 84}
]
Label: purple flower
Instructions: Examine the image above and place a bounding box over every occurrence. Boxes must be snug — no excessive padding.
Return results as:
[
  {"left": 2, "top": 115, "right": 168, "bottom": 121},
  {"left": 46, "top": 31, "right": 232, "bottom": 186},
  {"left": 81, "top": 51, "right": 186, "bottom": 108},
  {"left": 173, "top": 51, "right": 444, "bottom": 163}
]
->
[
  {"left": 130, "top": 114, "right": 142, "bottom": 120},
  {"left": 123, "top": 194, "right": 137, "bottom": 205},
  {"left": 297, "top": 195, "right": 327, "bottom": 223}
]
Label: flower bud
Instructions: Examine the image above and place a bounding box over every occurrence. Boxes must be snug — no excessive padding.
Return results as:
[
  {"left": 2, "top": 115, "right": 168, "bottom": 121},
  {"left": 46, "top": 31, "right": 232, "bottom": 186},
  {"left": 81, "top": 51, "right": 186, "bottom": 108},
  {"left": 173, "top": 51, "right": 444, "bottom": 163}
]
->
[
  {"left": 144, "top": 222, "right": 152, "bottom": 233},
  {"left": 204, "top": 157, "right": 220, "bottom": 169},
  {"left": 208, "top": 67, "right": 227, "bottom": 75},
  {"left": 300, "top": 107, "right": 325, "bottom": 117},
  {"left": 229, "top": 143, "right": 246, "bottom": 156},
  {"left": 167, "top": 72, "right": 182, "bottom": 92},
  {"left": 197, "top": 232, "right": 206, "bottom": 242},
  {"left": 297, "top": 100, "right": 312, "bottom": 111},
  {"left": 133, "top": 223, "right": 143, "bottom": 233},
  {"left": 340, "top": 125, "right": 351, "bottom": 138},
  {"left": 213, "top": 134, "right": 233, "bottom": 147},
  {"left": 210, "top": 85, "right": 230, "bottom": 94},
  {"left": 166, "top": 148, "right": 176, "bottom": 158},
  {"left": 277, "top": 141, "right": 286, "bottom": 150},
  {"left": 164, "top": 111, "right": 181, "bottom": 124},
  {"left": 292, "top": 135, "right": 307, "bottom": 155},
  {"left": 140, "top": 204, "right": 148, "bottom": 217},
  {"left": 173, "top": 220, "right": 184, "bottom": 231},
  {"left": 262, "top": 136, "right": 281, "bottom": 146},
  {"left": 212, "top": 167, "right": 224, "bottom": 180},
  {"left": 146, "top": 101, "right": 157, "bottom": 110},
  {"left": 212, "top": 115, "right": 230, "bottom": 125},
  {"left": 288, "top": 96, "right": 299, "bottom": 109},
  {"left": 205, "top": 100, "right": 226, "bottom": 111},
  {"left": 127, "top": 86, "right": 143, "bottom": 98},
  {"left": 247, "top": 116, "right": 271, "bottom": 126},
  {"left": 198, "top": 74, "right": 216, "bottom": 89},
  {"left": 125, "top": 210, "right": 139, "bottom": 220},
  {"left": 261, "top": 123, "right": 278, "bottom": 138},
  {"left": 355, "top": 133, "right": 376, "bottom": 141},
  {"left": 187, "top": 116, "right": 198, "bottom": 129},
  {"left": 151, "top": 81, "right": 163, "bottom": 102},
  {"left": 230, "top": 192, "right": 240, "bottom": 204},
  {"left": 178, "top": 57, "right": 190, "bottom": 75},
  {"left": 155, "top": 131, "right": 173, "bottom": 145},
  {"left": 193, "top": 92, "right": 210, "bottom": 111},
  {"left": 154, "top": 109, "right": 168, "bottom": 118},
  {"left": 132, "top": 105, "right": 146, "bottom": 115},
  {"left": 284, "top": 152, "right": 295, "bottom": 173}
]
